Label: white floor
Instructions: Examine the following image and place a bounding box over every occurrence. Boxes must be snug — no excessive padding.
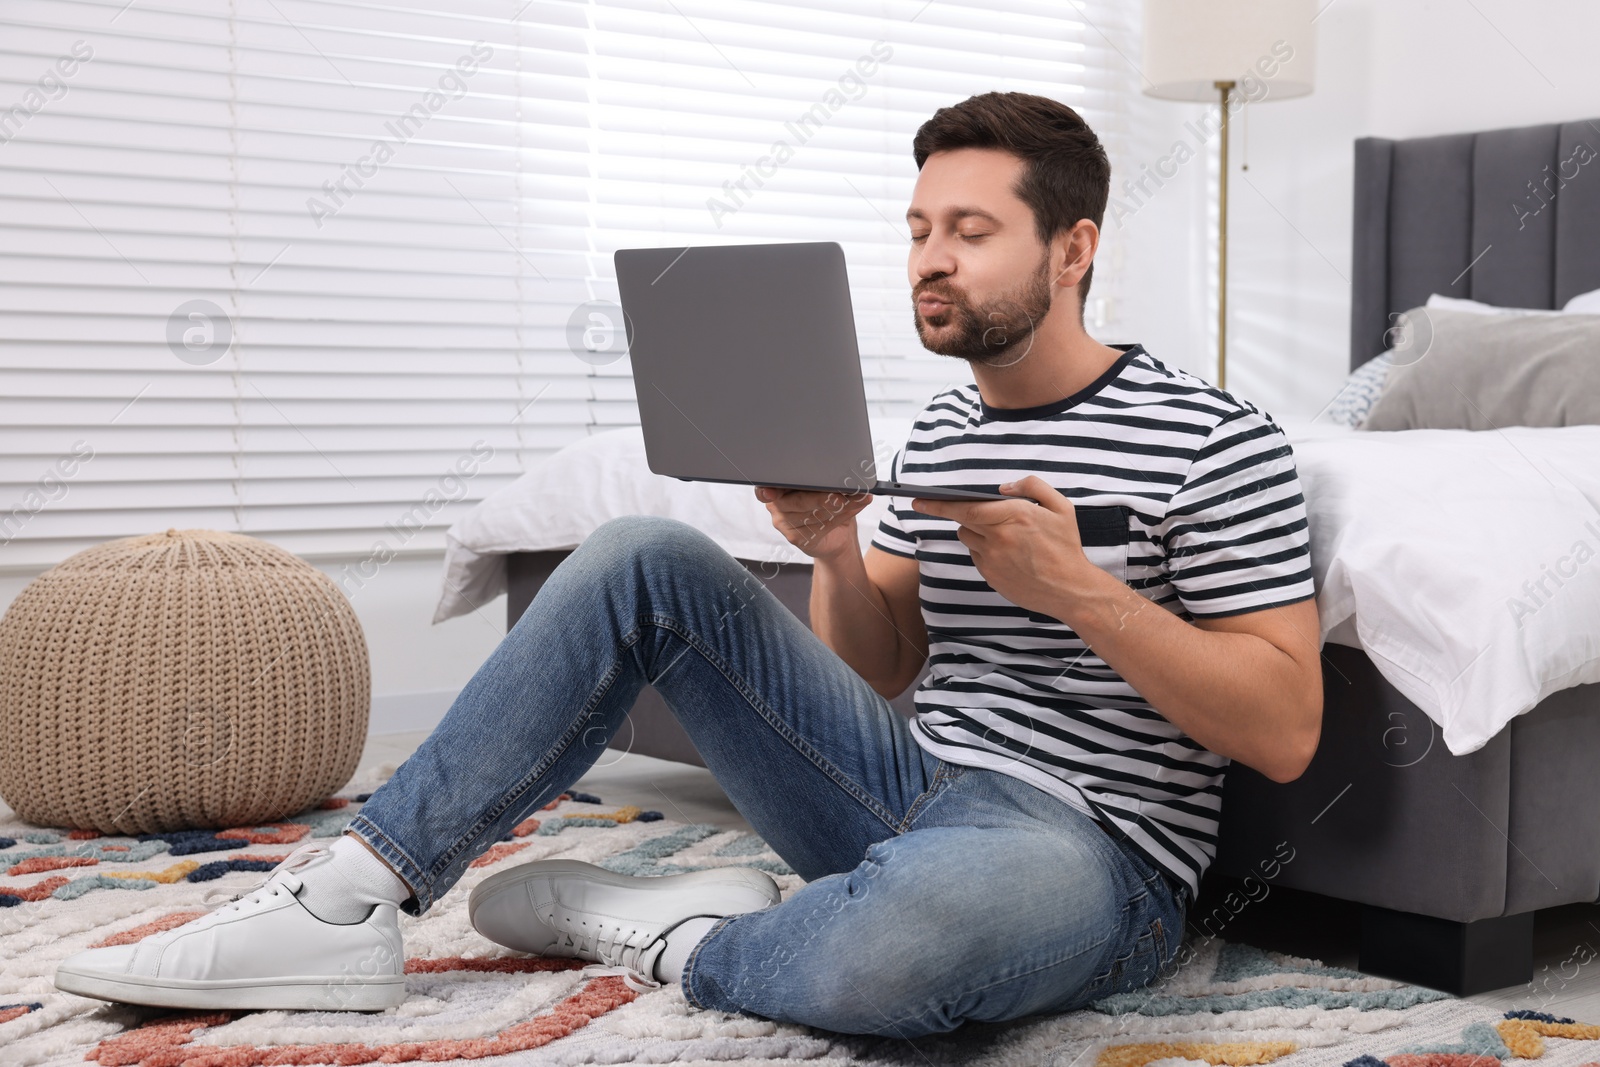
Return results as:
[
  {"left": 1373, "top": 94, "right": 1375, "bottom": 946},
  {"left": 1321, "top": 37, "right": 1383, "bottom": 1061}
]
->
[
  {"left": 356, "top": 730, "right": 753, "bottom": 832},
  {"left": 1494, "top": 904, "right": 1600, "bottom": 1019},
  {"left": 356, "top": 729, "right": 1600, "bottom": 1022}
]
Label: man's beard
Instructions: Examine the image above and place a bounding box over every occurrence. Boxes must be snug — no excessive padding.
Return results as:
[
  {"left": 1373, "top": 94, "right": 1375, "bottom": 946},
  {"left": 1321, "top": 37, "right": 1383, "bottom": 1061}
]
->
[{"left": 912, "top": 253, "right": 1054, "bottom": 367}]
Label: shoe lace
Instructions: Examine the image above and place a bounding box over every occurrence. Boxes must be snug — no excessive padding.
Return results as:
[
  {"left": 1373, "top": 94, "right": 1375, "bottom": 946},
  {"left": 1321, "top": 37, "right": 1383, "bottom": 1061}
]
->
[
  {"left": 573, "top": 922, "right": 664, "bottom": 993},
  {"left": 201, "top": 841, "right": 330, "bottom": 912}
]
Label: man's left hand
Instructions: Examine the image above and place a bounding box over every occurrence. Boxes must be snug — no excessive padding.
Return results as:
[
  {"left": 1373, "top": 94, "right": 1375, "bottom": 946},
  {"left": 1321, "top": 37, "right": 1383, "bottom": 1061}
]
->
[{"left": 913, "top": 475, "right": 1097, "bottom": 620}]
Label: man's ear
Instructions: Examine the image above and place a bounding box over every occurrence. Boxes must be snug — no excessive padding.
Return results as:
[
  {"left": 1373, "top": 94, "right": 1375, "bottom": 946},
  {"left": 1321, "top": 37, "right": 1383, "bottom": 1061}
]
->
[{"left": 1051, "top": 219, "right": 1100, "bottom": 292}]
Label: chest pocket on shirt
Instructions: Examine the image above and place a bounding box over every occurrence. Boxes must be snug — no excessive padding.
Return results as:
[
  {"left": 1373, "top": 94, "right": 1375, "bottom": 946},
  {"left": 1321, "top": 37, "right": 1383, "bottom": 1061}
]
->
[{"left": 1076, "top": 505, "right": 1131, "bottom": 583}]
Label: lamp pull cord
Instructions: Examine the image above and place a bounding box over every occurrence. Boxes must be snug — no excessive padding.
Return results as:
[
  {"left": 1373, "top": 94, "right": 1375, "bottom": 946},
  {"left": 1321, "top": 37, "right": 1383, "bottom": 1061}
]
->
[{"left": 1242, "top": 99, "right": 1249, "bottom": 171}]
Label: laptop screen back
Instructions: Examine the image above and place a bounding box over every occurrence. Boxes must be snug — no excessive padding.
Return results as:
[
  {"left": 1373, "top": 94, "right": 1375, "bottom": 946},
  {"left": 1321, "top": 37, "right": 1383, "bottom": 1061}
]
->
[{"left": 615, "top": 242, "right": 880, "bottom": 493}]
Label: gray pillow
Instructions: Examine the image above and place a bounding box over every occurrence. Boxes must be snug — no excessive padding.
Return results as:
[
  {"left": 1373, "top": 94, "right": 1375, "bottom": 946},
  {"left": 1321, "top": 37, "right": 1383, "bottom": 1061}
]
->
[{"left": 1362, "top": 308, "right": 1600, "bottom": 431}]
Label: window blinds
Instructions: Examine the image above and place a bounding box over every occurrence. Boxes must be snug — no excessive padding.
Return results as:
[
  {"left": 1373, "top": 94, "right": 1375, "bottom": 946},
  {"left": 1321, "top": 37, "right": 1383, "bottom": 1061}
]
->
[{"left": 0, "top": 0, "right": 1138, "bottom": 570}]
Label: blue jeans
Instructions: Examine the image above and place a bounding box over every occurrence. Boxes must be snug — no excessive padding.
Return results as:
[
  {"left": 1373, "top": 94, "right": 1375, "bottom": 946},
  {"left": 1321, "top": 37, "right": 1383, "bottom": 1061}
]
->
[{"left": 349, "top": 516, "right": 1186, "bottom": 1037}]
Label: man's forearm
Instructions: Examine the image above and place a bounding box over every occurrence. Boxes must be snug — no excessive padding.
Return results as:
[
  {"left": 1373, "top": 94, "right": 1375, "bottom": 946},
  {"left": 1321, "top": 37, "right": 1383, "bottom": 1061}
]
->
[
  {"left": 1048, "top": 564, "right": 1321, "bottom": 782},
  {"left": 810, "top": 547, "right": 916, "bottom": 697}
]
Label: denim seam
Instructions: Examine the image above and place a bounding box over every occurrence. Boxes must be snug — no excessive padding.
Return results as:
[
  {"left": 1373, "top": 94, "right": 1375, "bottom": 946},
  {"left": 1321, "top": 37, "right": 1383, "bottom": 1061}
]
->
[
  {"left": 1105, "top": 914, "right": 1168, "bottom": 991},
  {"left": 641, "top": 613, "right": 903, "bottom": 833},
  {"left": 1080, "top": 892, "right": 1141, "bottom": 993},
  {"left": 681, "top": 913, "right": 739, "bottom": 1009},
  {"left": 426, "top": 642, "right": 634, "bottom": 887},
  {"left": 897, "top": 760, "right": 957, "bottom": 832}
]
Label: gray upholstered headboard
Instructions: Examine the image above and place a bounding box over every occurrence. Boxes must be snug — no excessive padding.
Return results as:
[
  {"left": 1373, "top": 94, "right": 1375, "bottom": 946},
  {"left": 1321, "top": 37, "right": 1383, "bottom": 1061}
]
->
[{"left": 1349, "top": 117, "right": 1600, "bottom": 369}]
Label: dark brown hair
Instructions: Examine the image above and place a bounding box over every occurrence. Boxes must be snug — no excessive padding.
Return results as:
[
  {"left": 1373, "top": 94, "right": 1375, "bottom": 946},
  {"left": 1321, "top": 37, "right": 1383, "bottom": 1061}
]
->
[{"left": 912, "top": 92, "right": 1111, "bottom": 308}]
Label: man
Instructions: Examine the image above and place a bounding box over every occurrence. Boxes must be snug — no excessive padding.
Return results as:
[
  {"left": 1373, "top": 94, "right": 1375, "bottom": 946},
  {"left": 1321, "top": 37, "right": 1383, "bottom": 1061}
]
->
[{"left": 56, "top": 92, "right": 1321, "bottom": 1037}]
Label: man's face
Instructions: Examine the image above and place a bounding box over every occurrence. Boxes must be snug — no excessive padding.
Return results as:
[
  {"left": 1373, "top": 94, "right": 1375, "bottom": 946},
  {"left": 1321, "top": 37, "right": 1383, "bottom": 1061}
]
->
[{"left": 906, "top": 147, "right": 1056, "bottom": 366}]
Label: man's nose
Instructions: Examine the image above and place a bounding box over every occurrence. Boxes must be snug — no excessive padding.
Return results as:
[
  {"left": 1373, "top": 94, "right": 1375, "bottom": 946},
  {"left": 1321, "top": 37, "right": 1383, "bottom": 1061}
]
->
[{"left": 912, "top": 234, "right": 956, "bottom": 280}]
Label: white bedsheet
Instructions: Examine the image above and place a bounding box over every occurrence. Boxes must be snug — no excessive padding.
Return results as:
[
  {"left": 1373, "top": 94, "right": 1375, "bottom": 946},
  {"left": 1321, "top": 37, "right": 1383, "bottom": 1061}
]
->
[
  {"left": 432, "top": 425, "right": 899, "bottom": 623},
  {"left": 434, "top": 421, "right": 1600, "bottom": 756}
]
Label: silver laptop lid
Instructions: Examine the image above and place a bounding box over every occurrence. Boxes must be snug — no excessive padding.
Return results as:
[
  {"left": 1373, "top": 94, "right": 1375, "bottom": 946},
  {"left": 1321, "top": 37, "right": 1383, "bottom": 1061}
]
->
[{"left": 615, "top": 241, "right": 879, "bottom": 493}]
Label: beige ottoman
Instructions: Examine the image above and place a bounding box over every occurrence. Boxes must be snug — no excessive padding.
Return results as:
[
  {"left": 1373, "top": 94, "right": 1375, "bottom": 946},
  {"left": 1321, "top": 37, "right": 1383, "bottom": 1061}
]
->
[{"left": 0, "top": 528, "right": 370, "bottom": 833}]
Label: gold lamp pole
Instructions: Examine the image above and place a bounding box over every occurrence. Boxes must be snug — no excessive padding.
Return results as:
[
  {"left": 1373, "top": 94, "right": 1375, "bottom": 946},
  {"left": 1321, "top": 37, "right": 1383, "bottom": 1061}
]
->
[{"left": 1215, "top": 79, "right": 1234, "bottom": 391}]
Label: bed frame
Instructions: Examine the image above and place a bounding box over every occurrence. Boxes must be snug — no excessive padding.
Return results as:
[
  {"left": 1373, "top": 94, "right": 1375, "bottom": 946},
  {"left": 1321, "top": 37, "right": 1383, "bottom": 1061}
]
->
[{"left": 506, "top": 116, "right": 1600, "bottom": 995}]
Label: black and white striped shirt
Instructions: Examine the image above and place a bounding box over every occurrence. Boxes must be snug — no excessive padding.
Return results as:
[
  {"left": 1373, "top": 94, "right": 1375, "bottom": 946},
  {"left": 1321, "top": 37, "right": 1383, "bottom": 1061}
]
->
[{"left": 871, "top": 344, "right": 1315, "bottom": 898}]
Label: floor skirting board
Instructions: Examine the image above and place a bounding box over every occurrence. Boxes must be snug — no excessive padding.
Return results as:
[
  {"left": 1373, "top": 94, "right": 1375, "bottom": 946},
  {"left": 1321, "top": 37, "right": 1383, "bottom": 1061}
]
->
[{"left": 369, "top": 688, "right": 460, "bottom": 737}]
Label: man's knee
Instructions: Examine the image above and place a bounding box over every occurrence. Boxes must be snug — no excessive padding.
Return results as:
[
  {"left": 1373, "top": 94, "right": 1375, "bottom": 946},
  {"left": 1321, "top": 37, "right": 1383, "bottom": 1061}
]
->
[
  {"left": 567, "top": 516, "right": 757, "bottom": 624},
  {"left": 580, "top": 515, "right": 726, "bottom": 573}
]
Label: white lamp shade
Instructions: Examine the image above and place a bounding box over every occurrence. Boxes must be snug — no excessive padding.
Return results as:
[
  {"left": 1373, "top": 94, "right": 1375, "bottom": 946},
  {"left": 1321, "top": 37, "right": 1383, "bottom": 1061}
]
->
[{"left": 1142, "top": 0, "right": 1316, "bottom": 102}]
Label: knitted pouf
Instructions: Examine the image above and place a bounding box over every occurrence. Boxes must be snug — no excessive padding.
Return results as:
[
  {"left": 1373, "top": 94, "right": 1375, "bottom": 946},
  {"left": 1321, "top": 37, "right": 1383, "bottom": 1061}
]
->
[{"left": 0, "top": 528, "right": 370, "bottom": 833}]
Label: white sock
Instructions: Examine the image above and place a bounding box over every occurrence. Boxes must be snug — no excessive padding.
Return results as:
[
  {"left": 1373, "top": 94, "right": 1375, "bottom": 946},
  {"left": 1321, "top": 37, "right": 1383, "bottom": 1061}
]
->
[
  {"left": 654, "top": 915, "right": 720, "bottom": 984},
  {"left": 294, "top": 833, "right": 414, "bottom": 925}
]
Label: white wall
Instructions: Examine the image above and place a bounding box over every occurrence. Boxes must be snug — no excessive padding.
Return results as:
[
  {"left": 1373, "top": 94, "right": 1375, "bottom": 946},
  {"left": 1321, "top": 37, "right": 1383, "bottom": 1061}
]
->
[
  {"left": 308, "top": 554, "right": 506, "bottom": 734},
  {"left": 1111, "top": 0, "right": 1600, "bottom": 424},
  {"left": 1099, "top": 90, "right": 1218, "bottom": 383}
]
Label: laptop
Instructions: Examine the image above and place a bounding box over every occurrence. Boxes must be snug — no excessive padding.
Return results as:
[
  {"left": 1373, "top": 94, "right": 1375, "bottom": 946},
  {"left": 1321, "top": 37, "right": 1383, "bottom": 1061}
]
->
[{"left": 614, "top": 241, "right": 1006, "bottom": 501}]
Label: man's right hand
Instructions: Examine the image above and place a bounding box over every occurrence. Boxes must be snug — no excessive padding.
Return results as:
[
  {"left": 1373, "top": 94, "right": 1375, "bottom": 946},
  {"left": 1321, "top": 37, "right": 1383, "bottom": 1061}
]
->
[{"left": 756, "top": 486, "right": 873, "bottom": 562}]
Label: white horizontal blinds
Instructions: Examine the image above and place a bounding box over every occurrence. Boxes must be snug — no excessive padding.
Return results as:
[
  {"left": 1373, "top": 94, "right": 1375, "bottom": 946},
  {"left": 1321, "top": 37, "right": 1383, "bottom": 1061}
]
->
[
  {"left": 2, "top": 5, "right": 245, "bottom": 570},
  {"left": 0, "top": 0, "right": 559, "bottom": 569},
  {"left": 582, "top": 0, "right": 1138, "bottom": 417},
  {"left": 0, "top": 0, "right": 1137, "bottom": 570}
]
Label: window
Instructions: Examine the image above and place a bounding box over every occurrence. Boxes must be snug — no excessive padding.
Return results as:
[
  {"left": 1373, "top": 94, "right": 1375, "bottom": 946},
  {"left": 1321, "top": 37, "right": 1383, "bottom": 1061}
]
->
[{"left": 0, "top": 0, "right": 1138, "bottom": 569}]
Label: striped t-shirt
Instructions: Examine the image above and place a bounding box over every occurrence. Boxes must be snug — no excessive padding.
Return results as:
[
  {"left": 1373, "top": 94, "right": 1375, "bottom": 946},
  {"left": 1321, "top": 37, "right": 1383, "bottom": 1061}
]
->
[{"left": 871, "top": 344, "right": 1315, "bottom": 898}]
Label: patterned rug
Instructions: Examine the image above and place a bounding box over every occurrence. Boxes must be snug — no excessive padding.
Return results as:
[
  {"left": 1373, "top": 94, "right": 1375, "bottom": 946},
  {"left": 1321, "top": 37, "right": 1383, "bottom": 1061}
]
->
[{"left": 5, "top": 772, "right": 1600, "bottom": 1067}]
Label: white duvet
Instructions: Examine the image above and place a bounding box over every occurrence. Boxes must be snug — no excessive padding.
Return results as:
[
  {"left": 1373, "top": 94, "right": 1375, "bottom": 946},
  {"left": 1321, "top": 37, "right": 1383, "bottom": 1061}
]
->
[
  {"left": 1290, "top": 423, "right": 1600, "bottom": 754},
  {"left": 434, "top": 421, "right": 1600, "bottom": 756}
]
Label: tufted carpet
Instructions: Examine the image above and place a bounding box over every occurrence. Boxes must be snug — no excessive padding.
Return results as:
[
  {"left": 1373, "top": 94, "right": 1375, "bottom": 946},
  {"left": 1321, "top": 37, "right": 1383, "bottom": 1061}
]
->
[{"left": 5, "top": 770, "right": 1600, "bottom": 1066}]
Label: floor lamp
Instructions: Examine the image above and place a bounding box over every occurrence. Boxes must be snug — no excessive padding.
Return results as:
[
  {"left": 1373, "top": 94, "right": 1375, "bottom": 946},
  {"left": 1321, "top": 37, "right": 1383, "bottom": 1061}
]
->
[{"left": 1141, "top": 0, "right": 1316, "bottom": 391}]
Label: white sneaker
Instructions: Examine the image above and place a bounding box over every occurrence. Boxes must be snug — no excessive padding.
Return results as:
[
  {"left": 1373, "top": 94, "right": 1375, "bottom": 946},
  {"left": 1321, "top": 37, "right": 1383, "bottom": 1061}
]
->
[
  {"left": 54, "top": 842, "right": 407, "bottom": 1011},
  {"left": 467, "top": 860, "right": 779, "bottom": 992}
]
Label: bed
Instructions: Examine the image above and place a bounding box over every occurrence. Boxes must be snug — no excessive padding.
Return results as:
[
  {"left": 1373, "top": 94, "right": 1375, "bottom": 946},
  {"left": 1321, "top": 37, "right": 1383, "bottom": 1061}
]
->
[
  {"left": 1212, "top": 117, "right": 1600, "bottom": 994},
  {"left": 440, "top": 117, "right": 1600, "bottom": 996}
]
